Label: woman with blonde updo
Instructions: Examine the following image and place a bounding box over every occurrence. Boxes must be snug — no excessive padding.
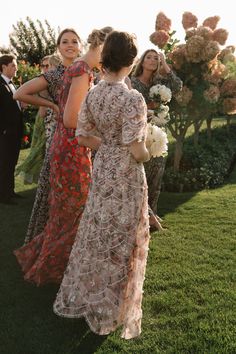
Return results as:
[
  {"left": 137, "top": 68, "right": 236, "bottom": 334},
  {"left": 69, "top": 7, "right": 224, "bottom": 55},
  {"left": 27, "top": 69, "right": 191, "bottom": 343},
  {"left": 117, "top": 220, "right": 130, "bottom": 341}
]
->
[{"left": 14, "top": 27, "right": 112, "bottom": 286}]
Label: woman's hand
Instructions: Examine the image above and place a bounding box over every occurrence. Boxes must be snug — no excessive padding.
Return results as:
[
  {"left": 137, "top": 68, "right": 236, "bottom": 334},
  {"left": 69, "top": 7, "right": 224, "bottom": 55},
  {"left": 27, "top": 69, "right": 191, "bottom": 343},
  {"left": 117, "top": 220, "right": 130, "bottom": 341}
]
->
[
  {"left": 20, "top": 102, "right": 28, "bottom": 110},
  {"left": 158, "top": 52, "right": 171, "bottom": 74},
  {"left": 50, "top": 103, "right": 60, "bottom": 119}
]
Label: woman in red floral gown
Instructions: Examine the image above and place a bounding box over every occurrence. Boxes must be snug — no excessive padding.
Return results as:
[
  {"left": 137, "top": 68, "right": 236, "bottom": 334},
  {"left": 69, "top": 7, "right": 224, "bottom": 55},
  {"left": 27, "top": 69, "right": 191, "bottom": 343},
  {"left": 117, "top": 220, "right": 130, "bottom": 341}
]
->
[{"left": 14, "top": 28, "right": 111, "bottom": 286}]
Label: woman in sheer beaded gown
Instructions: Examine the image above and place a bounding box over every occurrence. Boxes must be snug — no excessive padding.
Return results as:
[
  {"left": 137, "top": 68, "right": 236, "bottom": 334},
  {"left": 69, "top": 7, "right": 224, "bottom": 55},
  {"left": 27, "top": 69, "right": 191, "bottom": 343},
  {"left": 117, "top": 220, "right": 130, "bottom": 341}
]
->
[
  {"left": 54, "top": 31, "right": 150, "bottom": 339},
  {"left": 13, "top": 29, "right": 81, "bottom": 244},
  {"left": 13, "top": 28, "right": 111, "bottom": 286}
]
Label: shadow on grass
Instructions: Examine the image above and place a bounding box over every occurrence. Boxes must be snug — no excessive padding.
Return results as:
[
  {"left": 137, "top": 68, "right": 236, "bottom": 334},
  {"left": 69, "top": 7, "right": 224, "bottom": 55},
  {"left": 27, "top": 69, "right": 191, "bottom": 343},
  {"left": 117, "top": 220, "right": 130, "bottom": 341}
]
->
[
  {"left": 157, "top": 190, "right": 197, "bottom": 218},
  {"left": 68, "top": 330, "right": 108, "bottom": 354},
  {"left": 0, "top": 186, "right": 106, "bottom": 354}
]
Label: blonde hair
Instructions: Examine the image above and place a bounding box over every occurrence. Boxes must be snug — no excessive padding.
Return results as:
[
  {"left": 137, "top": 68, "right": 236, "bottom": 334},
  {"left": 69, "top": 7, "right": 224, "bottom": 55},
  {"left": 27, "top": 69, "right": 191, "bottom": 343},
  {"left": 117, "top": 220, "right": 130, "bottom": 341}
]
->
[
  {"left": 48, "top": 54, "right": 61, "bottom": 68},
  {"left": 87, "top": 28, "right": 109, "bottom": 49}
]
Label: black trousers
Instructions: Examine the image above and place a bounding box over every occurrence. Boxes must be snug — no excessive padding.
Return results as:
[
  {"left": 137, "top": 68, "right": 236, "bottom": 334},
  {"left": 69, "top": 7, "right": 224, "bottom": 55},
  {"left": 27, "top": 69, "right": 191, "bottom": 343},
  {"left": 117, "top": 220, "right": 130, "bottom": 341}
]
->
[{"left": 0, "top": 133, "right": 21, "bottom": 198}]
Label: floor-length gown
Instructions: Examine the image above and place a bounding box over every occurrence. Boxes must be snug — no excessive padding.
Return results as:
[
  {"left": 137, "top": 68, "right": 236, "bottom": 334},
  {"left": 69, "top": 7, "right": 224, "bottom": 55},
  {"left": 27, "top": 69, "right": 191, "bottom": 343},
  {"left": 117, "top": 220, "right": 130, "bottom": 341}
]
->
[
  {"left": 14, "top": 61, "right": 93, "bottom": 285},
  {"left": 54, "top": 80, "right": 150, "bottom": 339},
  {"left": 23, "top": 65, "right": 65, "bottom": 243}
]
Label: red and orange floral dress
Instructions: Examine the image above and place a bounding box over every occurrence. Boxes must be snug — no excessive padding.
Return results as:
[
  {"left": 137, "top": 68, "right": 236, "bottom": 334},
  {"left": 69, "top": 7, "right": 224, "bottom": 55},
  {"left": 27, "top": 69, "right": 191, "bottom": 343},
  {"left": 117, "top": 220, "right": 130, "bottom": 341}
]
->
[{"left": 14, "top": 61, "right": 93, "bottom": 285}]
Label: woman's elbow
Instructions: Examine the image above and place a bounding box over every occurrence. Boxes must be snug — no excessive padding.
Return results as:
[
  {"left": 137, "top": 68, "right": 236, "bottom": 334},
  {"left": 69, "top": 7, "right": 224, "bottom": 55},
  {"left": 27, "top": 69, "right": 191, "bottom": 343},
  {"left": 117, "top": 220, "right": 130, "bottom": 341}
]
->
[
  {"left": 63, "top": 114, "right": 77, "bottom": 129},
  {"left": 63, "top": 120, "right": 71, "bottom": 128},
  {"left": 63, "top": 118, "right": 75, "bottom": 129}
]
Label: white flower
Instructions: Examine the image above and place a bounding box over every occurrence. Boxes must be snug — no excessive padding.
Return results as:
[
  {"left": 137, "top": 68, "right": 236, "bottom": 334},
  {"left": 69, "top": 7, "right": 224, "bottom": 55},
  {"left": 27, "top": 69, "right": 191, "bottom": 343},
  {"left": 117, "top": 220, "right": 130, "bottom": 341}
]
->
[
  {"left": 146, "top": 123, "right": 168, "bottom": 158},
  {"left": 150, "top": 84, "right": 162, "bottom": 97},
  {"left": 148, "top": 105, "right": 170, "bottom": 126},
  {"left": 149, "top": 84, "right": 172, "bottom": 103},
  {"left": 159, "top": 104, "right": 169, "bottom": 115}
]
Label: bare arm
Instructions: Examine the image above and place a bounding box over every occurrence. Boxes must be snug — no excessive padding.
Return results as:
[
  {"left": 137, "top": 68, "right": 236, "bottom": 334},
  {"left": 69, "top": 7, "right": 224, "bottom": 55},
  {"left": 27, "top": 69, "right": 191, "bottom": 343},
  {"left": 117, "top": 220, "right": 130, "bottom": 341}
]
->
[
  {"left": 129, "top": 140, "right": 150, "bottom": 163},
  {"left": 158, "top": 52, "right": 183, "bottom": 94},
  {"left": 77, "top": 136, "right": 101, "bottom": 150},
  {"left": 159, "top": 52, "right": 171, "bottom": 74},
  {"left": 63, "top": 73, "right": 90, "bottom": 129},
  {"left": 13, "top": 76, "right": 58, "bottom": 112}
]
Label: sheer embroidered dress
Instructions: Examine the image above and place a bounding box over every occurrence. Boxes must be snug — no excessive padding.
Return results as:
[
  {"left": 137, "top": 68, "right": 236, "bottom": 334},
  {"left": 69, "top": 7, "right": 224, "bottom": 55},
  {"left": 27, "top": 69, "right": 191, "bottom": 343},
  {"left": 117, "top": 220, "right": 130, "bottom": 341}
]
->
[{"left": 54, "top": 80, "right": 150, "bottom": 339}]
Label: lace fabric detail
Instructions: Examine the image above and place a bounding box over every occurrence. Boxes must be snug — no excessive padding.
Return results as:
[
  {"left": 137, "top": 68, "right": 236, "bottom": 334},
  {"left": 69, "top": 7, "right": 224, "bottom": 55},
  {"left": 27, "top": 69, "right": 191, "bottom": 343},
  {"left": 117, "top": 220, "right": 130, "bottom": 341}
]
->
[
  {"left": 76, "top": 80, "right": 147, "bottom": 145},
  {"left": 54, "top": 80, "right": 150, "bottom": 339}
]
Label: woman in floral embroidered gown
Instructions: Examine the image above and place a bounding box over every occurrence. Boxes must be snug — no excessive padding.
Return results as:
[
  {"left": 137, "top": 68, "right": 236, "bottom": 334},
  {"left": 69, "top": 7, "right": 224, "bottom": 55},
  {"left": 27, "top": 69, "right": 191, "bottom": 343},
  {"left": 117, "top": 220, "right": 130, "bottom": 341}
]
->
[
  {"left": 54, "top": 31, "right": 150, "bottom": 339},
  {"left": 14, "top": 28, "right": 110, "bottom": 285},
  {"left": 131, "top": 49, "right": 182, "bottom": 230},
  {"left": 13, "top": 29, "right": 81, "bottom": 244}
]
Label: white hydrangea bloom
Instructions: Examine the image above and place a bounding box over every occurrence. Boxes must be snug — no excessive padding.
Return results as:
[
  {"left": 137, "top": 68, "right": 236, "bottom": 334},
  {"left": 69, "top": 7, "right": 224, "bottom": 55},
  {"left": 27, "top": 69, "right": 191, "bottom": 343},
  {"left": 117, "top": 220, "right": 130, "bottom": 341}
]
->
[
  {"left": 146, "top": 123, "right": 168, "bottom": 158},
  {"left": 149, "top": 84, "right": 172, "bottom": 103}
]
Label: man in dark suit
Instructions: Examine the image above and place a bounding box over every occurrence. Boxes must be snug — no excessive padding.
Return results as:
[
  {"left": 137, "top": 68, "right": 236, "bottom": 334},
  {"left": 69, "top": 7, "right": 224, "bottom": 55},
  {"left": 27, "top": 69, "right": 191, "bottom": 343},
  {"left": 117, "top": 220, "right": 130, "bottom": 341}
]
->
[{"left": 0, "top": 54, "right": 23, "bottom": 204}]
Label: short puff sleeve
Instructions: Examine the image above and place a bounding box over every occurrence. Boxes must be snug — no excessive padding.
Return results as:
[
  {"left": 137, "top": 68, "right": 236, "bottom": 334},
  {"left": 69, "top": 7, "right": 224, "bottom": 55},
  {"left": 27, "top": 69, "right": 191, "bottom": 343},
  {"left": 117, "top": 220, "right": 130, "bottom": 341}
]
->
[{"left": 122, "top": 91, "right": 147, "bottom": 145}]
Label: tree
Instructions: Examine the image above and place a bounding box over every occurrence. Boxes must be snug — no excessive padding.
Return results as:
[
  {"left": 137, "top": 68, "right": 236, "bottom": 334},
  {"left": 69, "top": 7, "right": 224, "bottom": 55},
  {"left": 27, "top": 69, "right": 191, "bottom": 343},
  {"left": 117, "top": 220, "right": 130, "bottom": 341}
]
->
[
  {"left": 151, "top": 12, "right": 236, "bottom": 171},
  {"left": 9, "top": 17, "right": 58, "bottom": 65}
]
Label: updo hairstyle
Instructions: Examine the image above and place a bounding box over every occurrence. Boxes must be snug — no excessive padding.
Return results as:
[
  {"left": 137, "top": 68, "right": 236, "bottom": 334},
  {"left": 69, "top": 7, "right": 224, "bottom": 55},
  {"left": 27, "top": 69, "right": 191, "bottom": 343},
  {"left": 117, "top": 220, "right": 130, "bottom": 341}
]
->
[{"left": 101, "top": 31, "right": 138, "bottom": 73}]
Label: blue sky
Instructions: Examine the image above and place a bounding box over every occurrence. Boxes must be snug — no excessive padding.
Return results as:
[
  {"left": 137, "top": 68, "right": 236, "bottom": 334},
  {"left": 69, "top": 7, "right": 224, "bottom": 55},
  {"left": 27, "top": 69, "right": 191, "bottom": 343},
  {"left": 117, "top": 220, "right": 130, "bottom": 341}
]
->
[{"left": 1, "top": 0, "right": 234, "bottom": 55}]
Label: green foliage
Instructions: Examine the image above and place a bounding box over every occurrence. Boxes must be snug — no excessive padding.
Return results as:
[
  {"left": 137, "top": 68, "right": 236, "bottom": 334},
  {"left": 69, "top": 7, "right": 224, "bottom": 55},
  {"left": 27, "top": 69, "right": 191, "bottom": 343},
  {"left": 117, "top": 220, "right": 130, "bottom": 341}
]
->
[
  {"left": 21, "top": 122, "right": 32, "bottom": 149},
  {"left": 9, "top": 17, "right": 58, "bottom": 65},
  {"left": 225, "top": 60, "right": 236, "bottom": 79},
  {"left": 164, "top": 124, "right": 236, "bottom": 191},
  {"left": 12, "top": 60, "right": 40, "bottom": 148},
  {"left": 21, "top": 107, "right": 38, "bottom": 149},
  {"left": 163, "top": 30, "right": 180, "bottom": 58},
  {"left": 15, "top": 60, "right": 40, "bottom": 85}
]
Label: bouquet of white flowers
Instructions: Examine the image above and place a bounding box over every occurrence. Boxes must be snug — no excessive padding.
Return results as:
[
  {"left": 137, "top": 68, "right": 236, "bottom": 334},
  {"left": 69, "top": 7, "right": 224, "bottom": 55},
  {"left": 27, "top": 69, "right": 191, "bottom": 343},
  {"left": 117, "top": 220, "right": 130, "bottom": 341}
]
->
[
  {"left": 149, "top": 84, "right": 172, "bottom": 103},
  {"left": 145, "top": 84, "right": 171, "bottom": 158},
  {"left": 148, "top": 84, "right": 172, "bottom": 127}
]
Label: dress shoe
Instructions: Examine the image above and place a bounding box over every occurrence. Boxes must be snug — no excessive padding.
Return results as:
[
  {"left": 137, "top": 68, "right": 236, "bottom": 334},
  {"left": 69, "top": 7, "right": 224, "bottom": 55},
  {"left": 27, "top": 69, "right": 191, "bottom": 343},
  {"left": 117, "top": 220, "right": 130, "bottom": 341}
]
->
[{"left": 0, "top": 197, "right": 18, "bottom": 205}]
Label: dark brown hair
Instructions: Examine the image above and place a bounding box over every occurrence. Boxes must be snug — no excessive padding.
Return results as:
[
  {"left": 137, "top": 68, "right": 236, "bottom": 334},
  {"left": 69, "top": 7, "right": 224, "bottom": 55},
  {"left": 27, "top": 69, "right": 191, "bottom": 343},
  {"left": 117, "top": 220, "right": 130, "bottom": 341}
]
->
[
  {"left": 56, "top": 28, "right": 81, "bottom": 46},
  {"left": 101, "top": 31, "right": 138, "bottom": 73},
  {"left": 0, "top": 54, "right": 16, "bottom": 72}
]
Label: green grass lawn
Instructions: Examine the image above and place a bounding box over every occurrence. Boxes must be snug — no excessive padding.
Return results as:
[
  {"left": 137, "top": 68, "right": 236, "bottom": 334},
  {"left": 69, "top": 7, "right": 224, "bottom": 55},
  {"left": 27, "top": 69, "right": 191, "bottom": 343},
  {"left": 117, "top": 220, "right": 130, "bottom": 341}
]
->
[{"left": 0, "top": 148, "right": 235, "bottom": 354}]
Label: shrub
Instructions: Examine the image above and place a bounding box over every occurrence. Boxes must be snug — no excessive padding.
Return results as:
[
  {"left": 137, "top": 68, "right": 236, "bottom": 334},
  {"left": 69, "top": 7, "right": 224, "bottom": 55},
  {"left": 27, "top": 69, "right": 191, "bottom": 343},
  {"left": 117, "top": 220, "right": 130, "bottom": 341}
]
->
[
  {"left": 163, "top": 124, "right": 236, "bottom": 191},
  {"left": 13, "top": 60, "right": 40, "bottom": 149}
]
